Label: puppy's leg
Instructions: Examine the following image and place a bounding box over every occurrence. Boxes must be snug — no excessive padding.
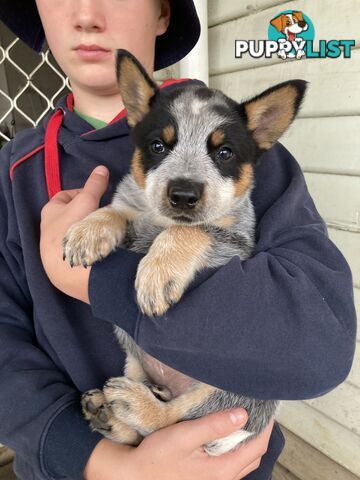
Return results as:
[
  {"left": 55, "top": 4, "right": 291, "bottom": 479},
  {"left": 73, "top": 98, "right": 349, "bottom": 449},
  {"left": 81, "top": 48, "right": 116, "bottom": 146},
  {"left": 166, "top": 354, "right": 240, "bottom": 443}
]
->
[
  {"left": 103, "top": 378, "right": 216, "bottom": 436},
  {"left": 135, "top": 225, "right": 212, "bottom": 316},
  {"left": 125, "top": 354, "right": 172, "bottom": 402},
  {"left": 81, "top": 389, "right": 142, "bottom": 445},
  {"left": 63, "top": 206, "right": 127, "bottom": 267}
]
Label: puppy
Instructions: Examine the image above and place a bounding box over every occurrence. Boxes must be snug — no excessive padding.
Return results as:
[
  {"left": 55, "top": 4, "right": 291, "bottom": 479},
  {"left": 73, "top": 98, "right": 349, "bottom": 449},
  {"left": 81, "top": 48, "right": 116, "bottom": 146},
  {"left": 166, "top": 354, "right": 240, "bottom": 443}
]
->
[
  {"left": 270, "top": 11, "right": 309, "bottom": 59},
  {"left": 63, "top": 49, "right": 307, "bottom": 455}
]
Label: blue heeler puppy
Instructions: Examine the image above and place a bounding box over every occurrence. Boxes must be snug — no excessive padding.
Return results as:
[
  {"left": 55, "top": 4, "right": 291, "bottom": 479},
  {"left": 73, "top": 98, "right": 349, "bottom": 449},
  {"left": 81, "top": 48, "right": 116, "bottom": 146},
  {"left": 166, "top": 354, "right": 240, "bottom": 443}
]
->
[{"left": 63, "top": 49, "right": 307, "bottom": 455}]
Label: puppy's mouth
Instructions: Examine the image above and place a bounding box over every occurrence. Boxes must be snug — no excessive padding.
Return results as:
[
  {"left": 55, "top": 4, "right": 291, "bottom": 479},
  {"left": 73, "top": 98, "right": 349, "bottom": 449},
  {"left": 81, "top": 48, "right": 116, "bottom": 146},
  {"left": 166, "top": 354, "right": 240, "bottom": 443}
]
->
[
  {"left": 287, "top": 31, "right": 296, "bottom": 41},
  {"left": 171, "top": 214, "right": 194, "bottom": 223},
  {"left": 158, "top": 205, "right": 205, "bottom": 225}
]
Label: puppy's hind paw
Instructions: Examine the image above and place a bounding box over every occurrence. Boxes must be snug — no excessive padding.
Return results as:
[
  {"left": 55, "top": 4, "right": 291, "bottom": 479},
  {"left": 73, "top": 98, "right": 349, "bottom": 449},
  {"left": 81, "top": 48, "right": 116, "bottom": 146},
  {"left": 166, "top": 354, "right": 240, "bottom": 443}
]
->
[{"left": 81, "top": 388, "right": 142, "bottom": 445}]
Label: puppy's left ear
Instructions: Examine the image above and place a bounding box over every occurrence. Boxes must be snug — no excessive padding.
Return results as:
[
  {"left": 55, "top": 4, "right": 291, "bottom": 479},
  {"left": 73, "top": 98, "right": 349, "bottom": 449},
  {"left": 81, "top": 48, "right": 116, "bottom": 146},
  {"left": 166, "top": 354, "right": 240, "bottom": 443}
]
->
[
  {"left": 239, "top": 80, "right": 308, "bottom": 150},
  {"left": 293, "top": 11, "right": 305, "bottom": 22},
  {"left": 116, "top": 49, "right": 159, "bottom": 127}
]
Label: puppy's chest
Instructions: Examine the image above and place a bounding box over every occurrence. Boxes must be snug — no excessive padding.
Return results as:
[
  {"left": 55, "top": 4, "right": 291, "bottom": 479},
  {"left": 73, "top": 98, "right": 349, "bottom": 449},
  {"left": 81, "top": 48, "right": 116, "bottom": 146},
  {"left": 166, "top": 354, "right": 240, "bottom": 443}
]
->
[
  {"left": 122, "top": 216, "right": 254, "bottom": 264},
  {"left": 122, "top": 217, "right": 164, "bottom": 253}
]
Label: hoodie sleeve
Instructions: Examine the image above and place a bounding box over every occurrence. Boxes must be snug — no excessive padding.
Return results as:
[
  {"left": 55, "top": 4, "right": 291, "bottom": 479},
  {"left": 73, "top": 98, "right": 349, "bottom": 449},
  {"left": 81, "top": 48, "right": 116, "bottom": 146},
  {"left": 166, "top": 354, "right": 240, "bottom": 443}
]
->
[
  {"left": 0, "top": 141, "right": 102, "bottom": 480},
  {"left": 89, "top": 142, "right": 357, "bottom": 400}
]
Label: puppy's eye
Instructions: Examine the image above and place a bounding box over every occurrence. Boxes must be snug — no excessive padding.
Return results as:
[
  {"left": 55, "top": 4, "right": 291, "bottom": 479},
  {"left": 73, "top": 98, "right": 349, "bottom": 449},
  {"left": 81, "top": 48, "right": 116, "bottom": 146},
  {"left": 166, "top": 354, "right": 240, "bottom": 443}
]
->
[
  {"left": 151, "top": 140, "right": 165, "bottom": 154},
  {"left": 216, "top": 146, "right": 233, "bottom": 161}
]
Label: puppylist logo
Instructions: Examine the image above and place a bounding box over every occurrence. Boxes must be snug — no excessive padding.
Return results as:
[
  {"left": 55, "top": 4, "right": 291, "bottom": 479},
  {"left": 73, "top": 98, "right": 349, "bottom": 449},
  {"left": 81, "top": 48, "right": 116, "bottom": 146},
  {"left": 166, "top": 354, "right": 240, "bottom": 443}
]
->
[{"left": 235, "top": 10, "right": 355, "bottom": 60}]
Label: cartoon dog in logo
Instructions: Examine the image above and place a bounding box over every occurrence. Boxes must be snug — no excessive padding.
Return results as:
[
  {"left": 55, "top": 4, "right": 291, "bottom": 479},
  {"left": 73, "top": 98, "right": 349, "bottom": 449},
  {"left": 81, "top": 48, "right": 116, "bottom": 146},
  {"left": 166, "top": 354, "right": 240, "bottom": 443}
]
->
[{"left": 270, "top": 11, "right": 308, "bottom": 59}]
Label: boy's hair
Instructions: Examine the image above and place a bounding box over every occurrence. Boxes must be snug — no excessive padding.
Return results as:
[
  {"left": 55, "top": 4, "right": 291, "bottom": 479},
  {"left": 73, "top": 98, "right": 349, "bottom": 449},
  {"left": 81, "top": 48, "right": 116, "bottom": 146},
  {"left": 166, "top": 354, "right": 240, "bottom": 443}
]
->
[{"left": 0, "top": 0, "right": 201, "bottom": 71}]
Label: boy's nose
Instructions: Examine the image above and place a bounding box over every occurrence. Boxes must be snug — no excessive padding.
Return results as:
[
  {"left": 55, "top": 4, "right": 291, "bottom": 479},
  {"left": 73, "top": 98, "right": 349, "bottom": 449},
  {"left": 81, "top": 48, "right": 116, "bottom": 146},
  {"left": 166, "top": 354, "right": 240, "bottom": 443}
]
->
[
  {"left": 73, "top": 0, "right": 105, "bottom": 32},
  {"left": 167, "top": 179, "right": 204, "bottom": 210}
]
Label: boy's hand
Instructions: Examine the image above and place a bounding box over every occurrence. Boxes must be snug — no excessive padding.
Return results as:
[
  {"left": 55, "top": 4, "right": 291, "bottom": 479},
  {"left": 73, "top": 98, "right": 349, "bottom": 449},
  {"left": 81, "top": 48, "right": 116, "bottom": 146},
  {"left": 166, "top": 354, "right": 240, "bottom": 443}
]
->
[
  {"left": 40, "top": 166, "right": 110, "bottom": 302},
  {"left": 83, "top": 409, "right": 275, "bottom": 480}
]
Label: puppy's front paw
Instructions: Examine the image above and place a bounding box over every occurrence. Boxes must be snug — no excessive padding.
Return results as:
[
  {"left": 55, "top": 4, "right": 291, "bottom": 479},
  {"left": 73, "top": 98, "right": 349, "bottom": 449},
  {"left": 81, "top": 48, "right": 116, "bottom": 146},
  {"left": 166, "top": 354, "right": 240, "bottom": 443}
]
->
[
  {"left": 135, "top": 255, "right": 188, "bottom": 316},
  {"left": 82, "top": 388, "right": 141, "bottom": 445},
  {"left": 62, "top": 207, "right": 127, "bottom": 267},
  {"left": 103, "top": 377, "right": 167, "bottom": 436}
]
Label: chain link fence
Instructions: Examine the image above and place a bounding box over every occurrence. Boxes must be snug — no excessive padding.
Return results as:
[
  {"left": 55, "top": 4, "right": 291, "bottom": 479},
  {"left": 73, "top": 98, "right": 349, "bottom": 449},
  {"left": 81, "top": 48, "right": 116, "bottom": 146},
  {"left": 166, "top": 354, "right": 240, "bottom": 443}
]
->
[{"left": 0, "top": 22, "right": 71, "bottom": 147}]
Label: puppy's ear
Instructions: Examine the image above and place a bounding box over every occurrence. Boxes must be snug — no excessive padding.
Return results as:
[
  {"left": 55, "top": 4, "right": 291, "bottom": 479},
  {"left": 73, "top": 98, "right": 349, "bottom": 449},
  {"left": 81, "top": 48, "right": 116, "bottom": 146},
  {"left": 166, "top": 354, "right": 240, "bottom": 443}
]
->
[
  {"left": 239, "top": 80, "right": 307, "bottom": 150},
  {"left": 270, "top": 14, "right": 286, "bottom": 32},
  {"left": 116, "top": 49, "right": 158, "bottom": 127},
  {"left": 292, "top": 11, "right": 304, "bottom": 22}
]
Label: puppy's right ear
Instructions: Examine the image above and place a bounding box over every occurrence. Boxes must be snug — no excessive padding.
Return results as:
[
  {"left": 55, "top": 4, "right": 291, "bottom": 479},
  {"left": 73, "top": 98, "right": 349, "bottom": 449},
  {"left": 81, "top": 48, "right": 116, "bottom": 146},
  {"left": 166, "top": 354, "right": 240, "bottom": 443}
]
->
[
  {"left": 116, "top": 49, "right": 158, "bottom": 127},
  {"left": 270, "top": 14, "right": 286, "bottom": 33}
]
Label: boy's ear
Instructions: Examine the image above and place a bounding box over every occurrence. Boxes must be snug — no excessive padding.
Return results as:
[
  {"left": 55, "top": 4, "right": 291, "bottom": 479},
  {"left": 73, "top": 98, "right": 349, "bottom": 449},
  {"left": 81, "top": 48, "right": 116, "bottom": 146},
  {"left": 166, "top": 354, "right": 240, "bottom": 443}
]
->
[
  {"left": 116, "top": 49, "right": 159, "bottom": 127},
  {"left": 239, "top": 80, "right": 308, "bottom": 150}
]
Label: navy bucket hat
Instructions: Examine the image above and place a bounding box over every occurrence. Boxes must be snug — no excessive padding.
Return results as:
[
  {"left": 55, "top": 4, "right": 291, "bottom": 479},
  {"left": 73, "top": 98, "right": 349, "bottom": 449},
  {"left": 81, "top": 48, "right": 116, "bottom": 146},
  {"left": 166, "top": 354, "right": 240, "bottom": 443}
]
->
[{"left": 0, "top": 0, "right": 201, "bottom": 71}]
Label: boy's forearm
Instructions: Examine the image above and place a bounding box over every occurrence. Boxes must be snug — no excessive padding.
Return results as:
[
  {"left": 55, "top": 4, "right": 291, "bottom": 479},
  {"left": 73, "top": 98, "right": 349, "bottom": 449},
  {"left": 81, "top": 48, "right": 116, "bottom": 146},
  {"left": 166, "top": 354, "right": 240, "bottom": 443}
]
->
[
  {"left": 88, "top": 244, "right": 355, "bottom": 400},
  {"left": 56, "top": 261, "right": 91, "bottom": 303}
]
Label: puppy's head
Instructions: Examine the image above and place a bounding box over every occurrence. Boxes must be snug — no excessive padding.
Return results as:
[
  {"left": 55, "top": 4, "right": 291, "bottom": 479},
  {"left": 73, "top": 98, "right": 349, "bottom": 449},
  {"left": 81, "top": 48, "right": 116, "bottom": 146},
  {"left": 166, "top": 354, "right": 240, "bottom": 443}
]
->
[
  {"left": 116, "top": 49, "right": 307, "bottom": 225},
  {"left": 270, "top": 12, "right": 307, "bottom": 36}
]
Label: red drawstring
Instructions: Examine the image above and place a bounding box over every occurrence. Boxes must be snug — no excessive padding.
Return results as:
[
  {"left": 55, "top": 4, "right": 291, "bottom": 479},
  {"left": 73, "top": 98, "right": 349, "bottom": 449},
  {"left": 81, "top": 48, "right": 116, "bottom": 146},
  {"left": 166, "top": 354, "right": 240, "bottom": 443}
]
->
[{"left": 44, "top": 109, "right": 64, "bottom": 199}]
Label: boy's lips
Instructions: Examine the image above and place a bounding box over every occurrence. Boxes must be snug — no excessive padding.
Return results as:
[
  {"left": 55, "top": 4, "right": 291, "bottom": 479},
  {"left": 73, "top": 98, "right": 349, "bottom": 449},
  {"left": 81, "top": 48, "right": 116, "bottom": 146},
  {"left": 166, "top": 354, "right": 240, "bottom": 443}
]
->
[{"left": 74, "top": 44, "right": 112, "bottom": 61}]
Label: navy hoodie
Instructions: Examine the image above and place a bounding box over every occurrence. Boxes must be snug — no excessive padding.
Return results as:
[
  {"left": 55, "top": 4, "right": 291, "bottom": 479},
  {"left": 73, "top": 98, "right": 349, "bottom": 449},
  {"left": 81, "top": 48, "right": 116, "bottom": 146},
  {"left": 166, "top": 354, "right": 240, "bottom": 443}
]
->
[{"left": 0, "top": 78, "right": 356, "bottom": 480}]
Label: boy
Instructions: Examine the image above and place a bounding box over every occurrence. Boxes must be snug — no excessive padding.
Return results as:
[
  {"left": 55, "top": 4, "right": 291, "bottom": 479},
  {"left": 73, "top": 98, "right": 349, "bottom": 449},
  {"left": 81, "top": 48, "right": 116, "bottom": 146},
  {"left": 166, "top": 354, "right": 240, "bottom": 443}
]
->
[{"left": 0, "top": 1, "right": 356, "bottom": 479}]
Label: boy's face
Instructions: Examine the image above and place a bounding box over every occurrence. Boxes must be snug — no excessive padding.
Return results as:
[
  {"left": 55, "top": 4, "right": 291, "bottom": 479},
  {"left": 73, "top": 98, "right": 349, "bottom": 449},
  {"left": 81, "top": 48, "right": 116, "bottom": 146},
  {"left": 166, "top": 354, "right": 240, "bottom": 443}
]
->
[{"left": 35, "top": 0, "right": 170, "bottom": 95}]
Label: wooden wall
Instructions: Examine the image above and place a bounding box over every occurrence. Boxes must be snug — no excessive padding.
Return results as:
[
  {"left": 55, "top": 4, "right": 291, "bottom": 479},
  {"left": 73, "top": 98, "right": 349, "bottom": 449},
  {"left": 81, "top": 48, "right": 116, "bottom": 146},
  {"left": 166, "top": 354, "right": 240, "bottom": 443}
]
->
[{"left": 208, "top": 1, "right": 360, "bottom": 478}]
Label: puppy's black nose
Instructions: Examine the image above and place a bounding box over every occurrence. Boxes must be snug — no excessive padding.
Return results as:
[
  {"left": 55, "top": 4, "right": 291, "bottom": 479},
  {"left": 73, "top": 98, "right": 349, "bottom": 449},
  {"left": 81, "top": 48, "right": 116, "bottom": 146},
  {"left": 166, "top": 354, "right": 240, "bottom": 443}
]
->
[
  {"left": 167, "top": 179, "right": 204, "bottom": 210},
  {"left": 298, "top": 20, "right": 306, "bottom": 28}
]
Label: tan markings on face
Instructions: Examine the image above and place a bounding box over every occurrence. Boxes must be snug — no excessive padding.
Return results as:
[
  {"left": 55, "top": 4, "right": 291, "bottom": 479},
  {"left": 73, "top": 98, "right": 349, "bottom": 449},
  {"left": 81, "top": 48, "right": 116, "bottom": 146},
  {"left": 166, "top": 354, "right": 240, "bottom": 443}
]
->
[
  {"left": 213, "top": 215, "right": 236, "bottom": 228},
  {"left": 234, "top": 163, "right": 254, "bottom": 197},
  {"left": 162, "top": 125, "right": 176, "bottom": 144},
  {"left": 245, "top": 85, "right": 296, "bottom": 149},
  {"left": 131, "top": 147, "right": 146, "bottom": 188},
  {"left": 210, "top": 129, "right": 225, "bottom": 148}
]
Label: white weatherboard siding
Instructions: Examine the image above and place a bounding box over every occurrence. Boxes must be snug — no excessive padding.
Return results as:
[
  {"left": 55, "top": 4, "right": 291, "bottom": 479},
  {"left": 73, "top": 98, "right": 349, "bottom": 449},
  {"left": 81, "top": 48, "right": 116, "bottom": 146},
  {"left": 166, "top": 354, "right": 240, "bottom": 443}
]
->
[
  {"left": 208, "top": 0, "right": 359, "bottom": 478},
  {"left": 208, "top": 0, "right": 360, "bottom": 74}
]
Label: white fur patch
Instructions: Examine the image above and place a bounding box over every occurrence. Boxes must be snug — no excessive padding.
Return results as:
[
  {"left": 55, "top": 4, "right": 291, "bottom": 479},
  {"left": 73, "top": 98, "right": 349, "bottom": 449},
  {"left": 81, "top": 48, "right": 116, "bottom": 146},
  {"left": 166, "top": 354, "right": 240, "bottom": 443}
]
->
[
  {"left": 204, "top": 429, "right": 254, "bottom": 456},
  {"left": 191, "top": 98, "right": 206, "bottom": 115}
]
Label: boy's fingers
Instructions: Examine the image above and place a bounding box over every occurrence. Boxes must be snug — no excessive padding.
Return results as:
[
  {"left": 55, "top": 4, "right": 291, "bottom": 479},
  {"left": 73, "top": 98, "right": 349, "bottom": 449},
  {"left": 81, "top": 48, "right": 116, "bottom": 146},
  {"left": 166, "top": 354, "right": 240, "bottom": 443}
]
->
[
  {"left": 179, "top": 409, "right": 248, "bottom": 453},
  {"left": 216, "top": 419, "right": 275, "bottom": 479},
  {"left": 233, "top": 457, "right": 262, "bottom": 480},
  {"left": 44, "top": 166, "right": 108, "bottom": 213},
  {"left": 48, "top": 189, "right": 82, "bottom": 205},
  {"left": 79, "top": 166, "right": 109, "bottom": 203}
]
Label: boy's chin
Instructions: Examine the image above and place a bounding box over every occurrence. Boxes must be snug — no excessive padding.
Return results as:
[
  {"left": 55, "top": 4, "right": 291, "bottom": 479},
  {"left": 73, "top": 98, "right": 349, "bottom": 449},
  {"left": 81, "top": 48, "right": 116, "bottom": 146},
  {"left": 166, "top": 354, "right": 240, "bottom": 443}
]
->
[{"left": 70, "top": 72, "right": 119, "bottom": 94}]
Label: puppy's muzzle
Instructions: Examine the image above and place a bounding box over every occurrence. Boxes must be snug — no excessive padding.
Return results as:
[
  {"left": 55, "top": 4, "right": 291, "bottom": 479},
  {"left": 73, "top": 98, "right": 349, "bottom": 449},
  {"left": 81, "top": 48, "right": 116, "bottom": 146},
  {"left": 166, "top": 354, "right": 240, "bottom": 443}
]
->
[{"left": 167, "top": 179, "right": 204, "bottom": 210}]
